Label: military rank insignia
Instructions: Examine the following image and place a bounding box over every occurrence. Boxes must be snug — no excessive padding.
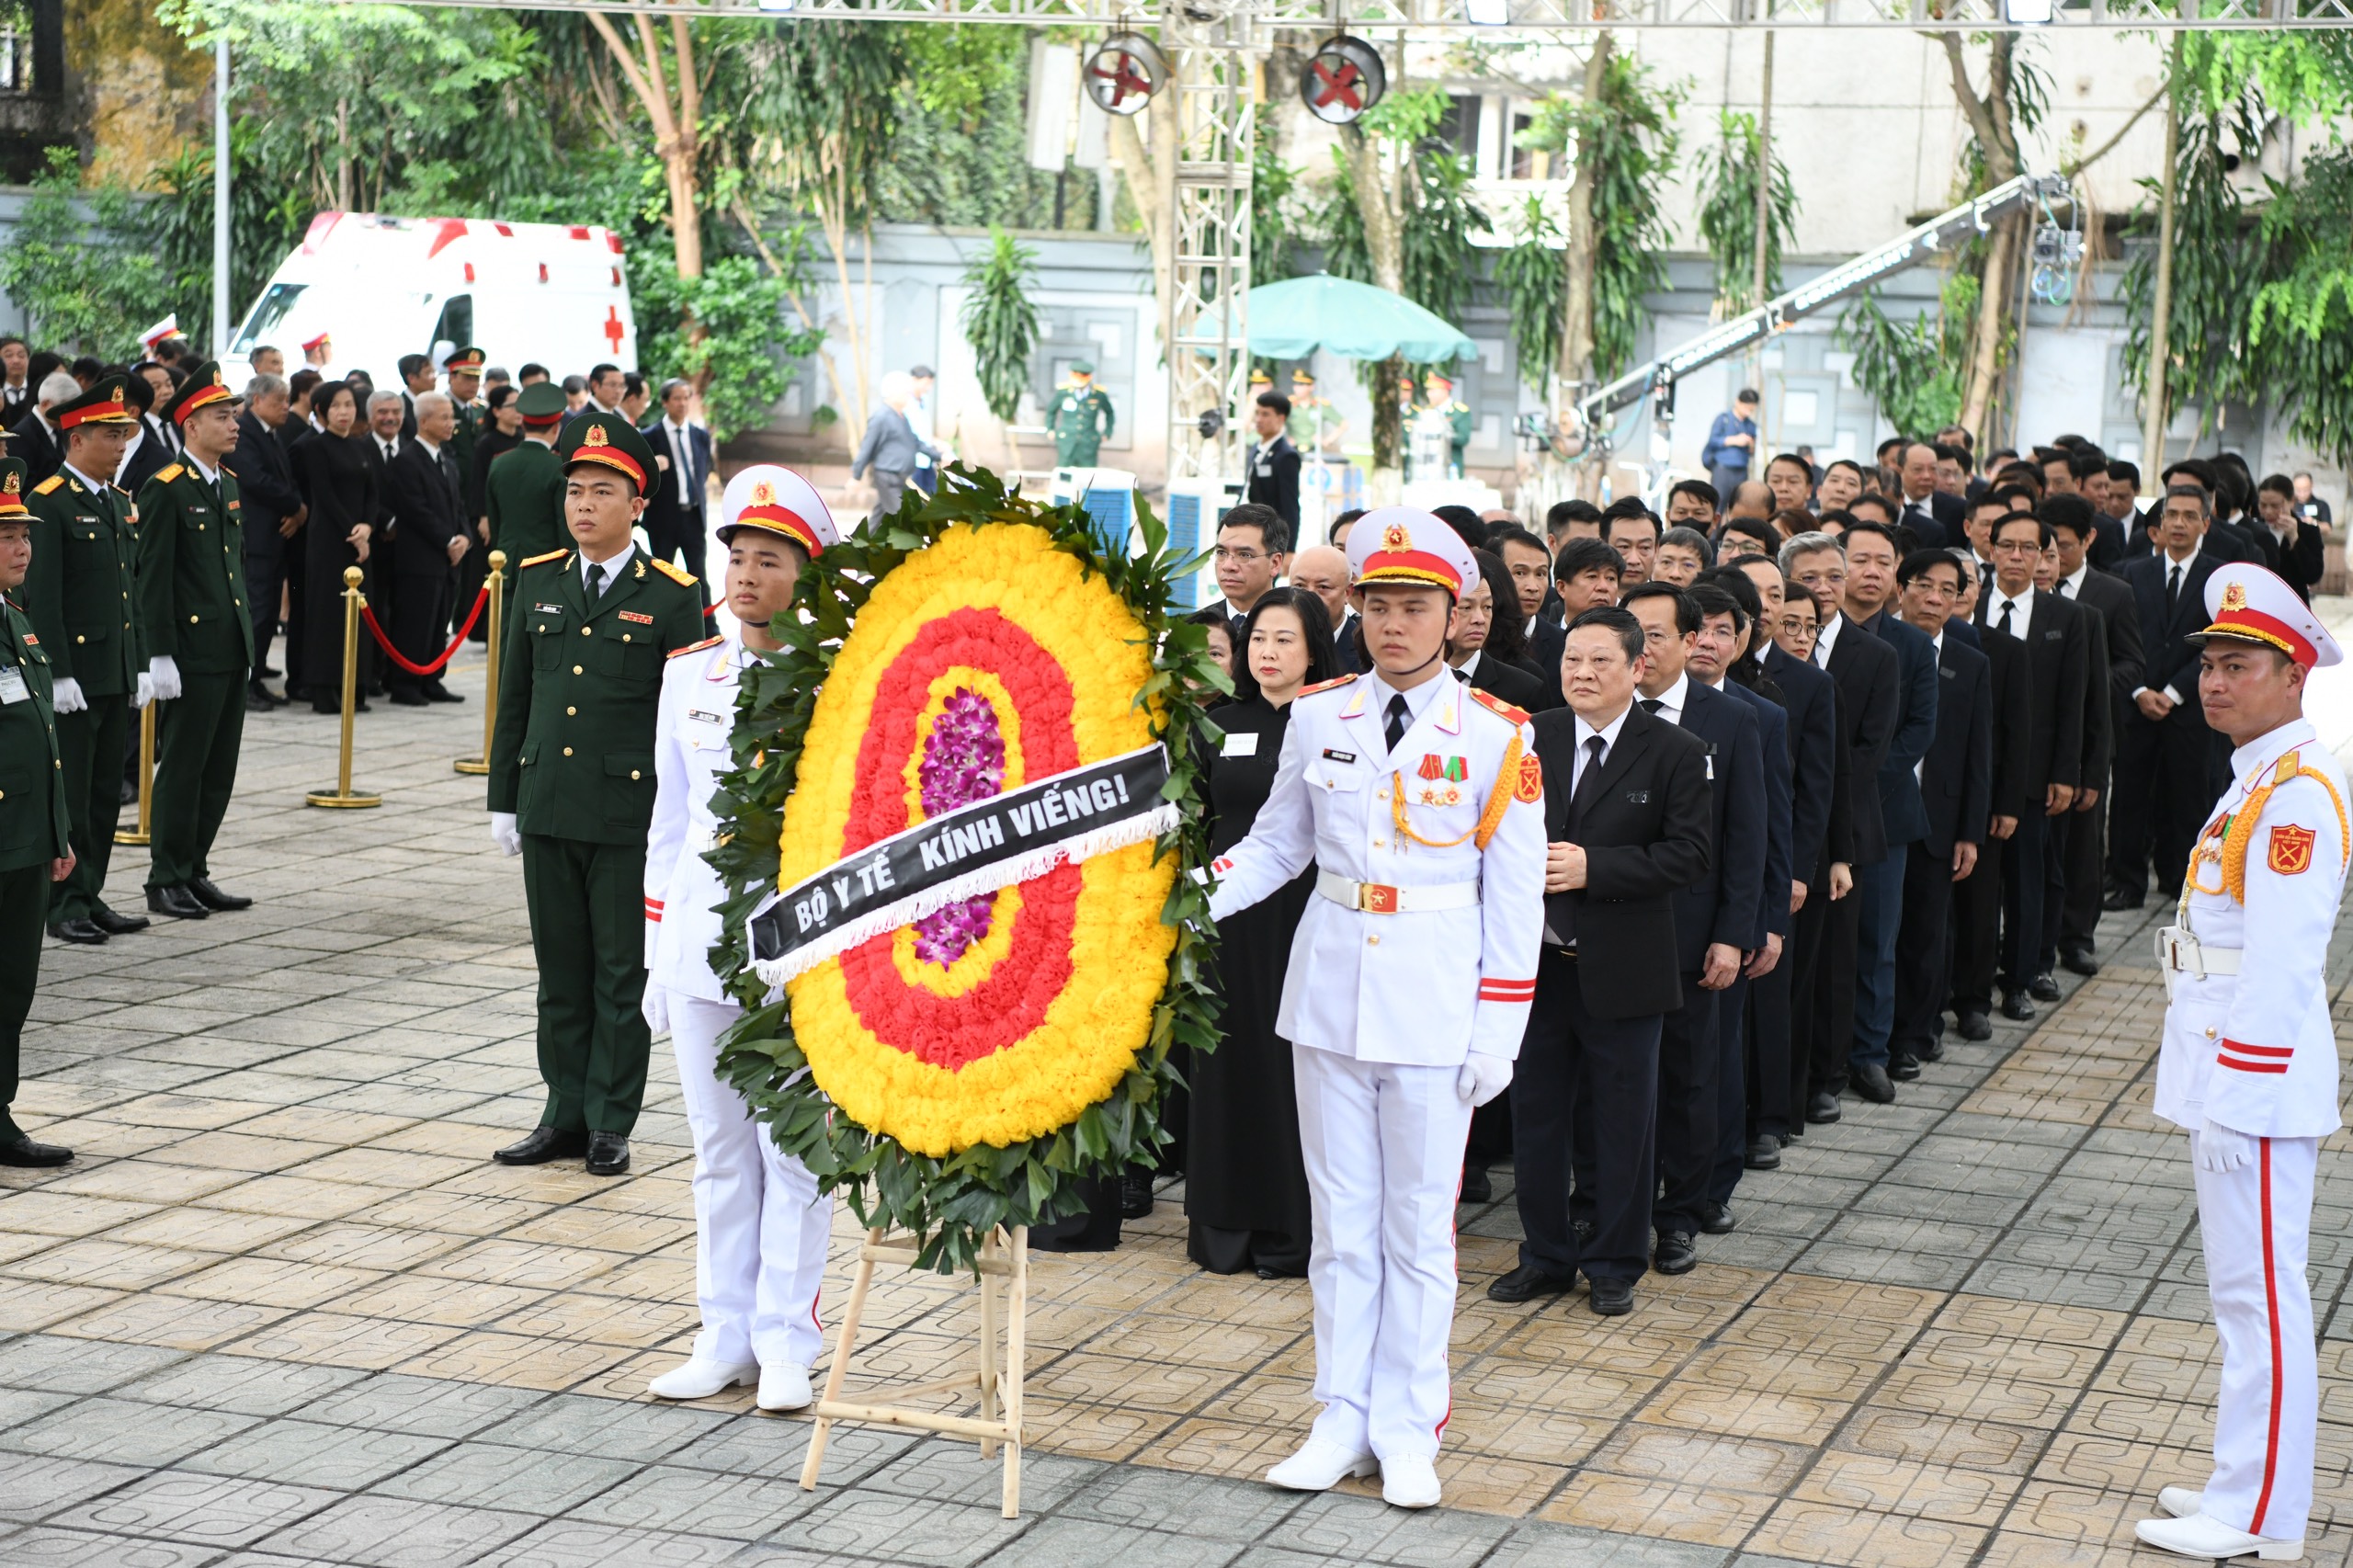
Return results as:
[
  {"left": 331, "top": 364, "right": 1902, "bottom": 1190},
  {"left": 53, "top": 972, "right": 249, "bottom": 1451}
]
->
[
  {"left": 2269, "top": 823, "right": 2316, "bottom": 875},
  {"left": 1514, "top": 752, "right": 1543, "bottom": 804}
]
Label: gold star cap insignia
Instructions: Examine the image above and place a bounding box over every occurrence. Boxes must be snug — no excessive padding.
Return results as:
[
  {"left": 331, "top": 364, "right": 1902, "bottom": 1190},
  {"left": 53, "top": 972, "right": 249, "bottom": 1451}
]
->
[
  {"left": 2222, "top": 581, "right": 2248, "bottom": 612},
  {"left": 586, "top": 424, "right": 608, "bottom": 447},
  {"left": 1382, "top": 522, "right": 1410, "bottom": 551}
]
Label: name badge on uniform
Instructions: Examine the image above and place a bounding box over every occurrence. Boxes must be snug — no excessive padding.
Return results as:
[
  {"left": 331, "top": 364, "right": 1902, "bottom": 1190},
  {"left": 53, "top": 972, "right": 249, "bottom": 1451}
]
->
[
  {"left": 534, "top": 603, "right": 564, "bottom": 615},
  {"left": 1222, "top": 731, "right": 1259, "bottom": 757},
  {"left": 0, "top": 665, "right": 26, "bottom": 704},
  {"left": 688, "top": 709, "right": 727, "bottom": 726},
  {"left": 619, "top": 610, "right": 654, "bottom": 625},
  {"left": 188, "top": 506, "right": 209, "bottom": 515},
  {"left": 1321, "top": 747, "right": 1357, "bottom": 765},
  {"left": 1625, "top": 790, "right": 1650, "bottom": 804}
]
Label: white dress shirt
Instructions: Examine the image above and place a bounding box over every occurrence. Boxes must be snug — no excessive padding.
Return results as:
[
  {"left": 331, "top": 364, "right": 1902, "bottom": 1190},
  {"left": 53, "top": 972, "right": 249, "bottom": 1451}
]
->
[
  {"left": 1367, "top": 665, "right": 1446, "bottom": 761},
  {"left": 581, "top": 542, "right": 635, "bottom": 596},
  {"left": 665, "top": 418, "right": 697, "bottom": 511},
  {"left": 1985, "top": 584, "right": 2035, "bottom": 642},
  {"left": 1639, "top": 670, "right": 1690, "bottom": 727},
  {"left": 1814, "top": 611, "right": 1845, "bottom": 667}
]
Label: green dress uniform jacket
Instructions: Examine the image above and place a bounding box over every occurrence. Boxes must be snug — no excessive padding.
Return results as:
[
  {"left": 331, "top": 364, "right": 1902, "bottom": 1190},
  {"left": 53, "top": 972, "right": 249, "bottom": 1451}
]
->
[
  {"left": 24, "top": 468, "right": 141, "bottom": 922},
  {"left": 135, "top": 459, "right": 254, "bottom": 891},
  {"left": 0, "top": 592, "right": 68, "bottom": 1137},
  {"left": 1444, "top": 401, "right": 1472, "bottom": 472},
  {"left": 1048, "top": 384, "right": 1115, "bottom": 467},
  {"left": 484, "top": 440, "right": 567, "bottom": 564},
  {"left": 487, "top": 544, "right": 704, "bottom": 1137}
]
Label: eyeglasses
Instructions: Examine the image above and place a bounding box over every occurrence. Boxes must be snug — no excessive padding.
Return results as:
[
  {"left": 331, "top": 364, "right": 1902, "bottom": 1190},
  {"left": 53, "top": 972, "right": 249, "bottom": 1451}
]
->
[
  {"left": 1212, "top": 547, "right": 1267, "bottom": 564},
  {"left": 1777, "top": 618, "right": 1820, "bottom": 639}
]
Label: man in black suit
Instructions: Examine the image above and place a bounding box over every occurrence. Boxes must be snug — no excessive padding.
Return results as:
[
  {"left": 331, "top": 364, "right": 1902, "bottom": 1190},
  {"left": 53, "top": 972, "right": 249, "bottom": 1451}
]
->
[
  {"left": 2109, "top": 484, "right": 2225, "bottom": 908},
  {"left": 1893, "top": 441, "right": 1961, "bottom": 548},
  {"left": 641, "top": 378, "right": 713, "bottom": 616},
  {"left": 360, "top": 392, "right": 405, "bottom": 697},
  {"left": 1837, "top": 519, "right": 1939, "bottom": 1106},
  {"left": 1620, "top": 585, "right": 1763, "bottom": 1277},
  {"left": 1888, "top": 551, "right": 1992, "bottom": 1075},
  {"left": 1492, "top": 608, "right": 1711, "bottom": 1318},
  {"left": 224, "top": 376, "right": 306, "bottom": 710},
  {"left": 9, "top": 382, "right": 64, "bottom": 487},
  {"left": 383, "top": 392, "right": 470, "bottom": 706},
  {"left": 394, "top": 353, "right": 436, "bottom": 439},
  {"left": 1782, "top": 531, "right": 1899, "bottom": 1123},
  {"left": 1976, "top": 512, "right": 2090, "bottom": 1017},
  {"left": 1211, "top": 503, "right": 1289, "bottom": 646},
  {"left": 1245, "top": 393, "right": 1301, "bottom": 530},
  {"left": 1287, "top": 544, "right": 1361, "bottom": 676},
  {"left": 1536, "top": 539, "right": 1627, "bottom": 707},
  {"left": 2043, "top": 495, "right": 2143, "bottom": 976},
  {"left": 117, "top": 369, "right": 180, "bottom": 501},
  {"left": 1947, "top": 570, "right": 2030, "bottom": 1044}
]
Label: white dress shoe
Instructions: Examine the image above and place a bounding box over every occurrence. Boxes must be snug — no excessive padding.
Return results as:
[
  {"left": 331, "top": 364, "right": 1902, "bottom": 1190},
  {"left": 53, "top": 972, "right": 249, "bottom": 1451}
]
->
[
  {"left": 756, "top": 1362, "right": 814, "bottom": 1413},
  {"left": 2134, "top": 1511, "right": 2303, "bottom": 1562},
  {"left": 1380, "top": 1453, "right": 1441, "bottom": 1509},
  {"left": 647, "top": 1357, "right": 759, "bottom": 1400},
  {"left": 2157, "top": 1486, "right": 2205, "bottom": 1518},
  {"left": 1266, "top": 1435, "right": 1378, "bottom": 1491}
]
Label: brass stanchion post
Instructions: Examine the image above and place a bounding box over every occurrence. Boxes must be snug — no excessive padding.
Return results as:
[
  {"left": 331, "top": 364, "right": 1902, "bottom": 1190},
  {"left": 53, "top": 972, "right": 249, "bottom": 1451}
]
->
[
  {"left": 306, "top": 566, "right": 382, "bottom": 809},
  {"left": 454, "top": 550, "right": 504, "bottom": 776},
  {"left": 113, "top": 701, "right": 154, "bottom": 846}
]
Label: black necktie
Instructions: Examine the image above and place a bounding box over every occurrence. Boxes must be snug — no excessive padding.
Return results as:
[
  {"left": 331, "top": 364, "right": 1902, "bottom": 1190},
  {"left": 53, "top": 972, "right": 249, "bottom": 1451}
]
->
[
  {"left": 2167, "top": 564, "right": 2182, "bottom": 614},
  {"left": 586, "top": 562, "right": 606, "bottom": 599},
  {"left": 1569, "top": 735, "right": 1608, "bottom": 824},
  {"left": 2056, "top": 579, "right": 2072, "bottom": 599},
  {"left": 1639, "top": 698, "right": 1662, "bottom": 715},
  {"left": 1384, "top": 693, "right": 1410, "bottom": 754},
  {"left": 1996, "top": 599, "right": 2014, "bottom": 638}
]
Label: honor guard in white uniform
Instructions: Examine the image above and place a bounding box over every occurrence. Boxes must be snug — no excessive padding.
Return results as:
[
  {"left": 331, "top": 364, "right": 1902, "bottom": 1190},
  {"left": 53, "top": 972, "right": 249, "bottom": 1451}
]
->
[
  {"left": 642, "top": 465, "right": 839, "bottom": 1414},
  {"left": 1206, "top": 507, "right": 1545, "bottom": 1510},
  {"left": 2137, "top": 564, "right": 2348, "bottom": 1563}
]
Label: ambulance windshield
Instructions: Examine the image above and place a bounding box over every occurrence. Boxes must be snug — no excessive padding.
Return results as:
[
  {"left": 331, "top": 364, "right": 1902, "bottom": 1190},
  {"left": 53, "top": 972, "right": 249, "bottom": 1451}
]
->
[{"left": 233, "top": 283, "right": 308, "bottom": 354}]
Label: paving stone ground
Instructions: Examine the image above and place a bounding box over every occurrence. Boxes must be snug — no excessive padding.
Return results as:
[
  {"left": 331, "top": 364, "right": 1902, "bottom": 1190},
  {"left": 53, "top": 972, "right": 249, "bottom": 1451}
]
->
[{"left": 6, "top": 650, "right": 2353, "bottom": 1567}]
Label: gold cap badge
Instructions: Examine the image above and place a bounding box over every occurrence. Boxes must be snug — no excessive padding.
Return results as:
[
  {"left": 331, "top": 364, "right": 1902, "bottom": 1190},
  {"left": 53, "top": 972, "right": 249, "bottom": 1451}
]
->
[
  {"left": 586, "top": 424, "right": 608, "bottom": 446},
  {"left": 1382, "top": 522, "right": 1410, "bottom": 551},
  {"left": 2222, "top": 581, "right": 2248, "bottom": 612},
  {"left": 751, "top": 480, "right": 775, "bottom": 506}
]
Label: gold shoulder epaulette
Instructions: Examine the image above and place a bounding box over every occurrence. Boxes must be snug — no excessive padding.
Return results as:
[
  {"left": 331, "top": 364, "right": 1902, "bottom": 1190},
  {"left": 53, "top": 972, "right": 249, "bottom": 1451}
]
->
[
  {"left": 1467, "top": 687, "right": 1530, "bottom": 726},
  {"left": 668, "top": 635, "right": 724, "bottom": 659},
  {"left": 2275, "top": 750, "right": 2303, "bottom": 786},
  {"left": 652, "top": 557, "right": 696, "bottom": 586},
  {"left": 1298, "top": 673, "right": 1359, "bottom": 699},
  {"left": 154, "top": 463, "right": 184, "bottom": 484},
  {"left": 31, "top": 475, "right": 62, "bottom": 495},
  {"left": 518, "top": 549, "right": 569, "bottom": 569}
]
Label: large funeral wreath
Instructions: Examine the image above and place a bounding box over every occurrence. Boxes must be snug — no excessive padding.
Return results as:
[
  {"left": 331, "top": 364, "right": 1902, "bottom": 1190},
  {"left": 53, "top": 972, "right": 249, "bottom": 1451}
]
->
[{"left": 707, "top": 466, "right": 1224, "bottom": 1271}]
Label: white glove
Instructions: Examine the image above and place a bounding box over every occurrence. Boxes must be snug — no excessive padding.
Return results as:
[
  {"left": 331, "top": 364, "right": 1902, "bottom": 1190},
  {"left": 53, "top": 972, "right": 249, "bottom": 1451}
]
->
[
  {"left": 2198, "top": 1119, "right": 2255, "bottom": 1174},
  {"left": 489, "top": 811, "right": 522, "bottom": 857},
  {"left": 134, "top": 672, "right": 153, "bottom": 710},
  {"left": 642, "top": 981, "right": 671, "bottom": 1035},
  {"left": 147, "top": 655, "right": 182, "bottom": 702},
  {"left": 51, "top": 676, "right": 85, "bottom": 715},
  {"left": 1456, "top": 1052, "right": 1514, "bottom": 1108}
]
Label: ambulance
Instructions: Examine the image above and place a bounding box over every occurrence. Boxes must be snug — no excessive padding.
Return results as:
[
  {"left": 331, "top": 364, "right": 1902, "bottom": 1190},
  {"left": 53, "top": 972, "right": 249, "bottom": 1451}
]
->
[{"left": 220, "top": 211, "right": 638, "bottom": 387}]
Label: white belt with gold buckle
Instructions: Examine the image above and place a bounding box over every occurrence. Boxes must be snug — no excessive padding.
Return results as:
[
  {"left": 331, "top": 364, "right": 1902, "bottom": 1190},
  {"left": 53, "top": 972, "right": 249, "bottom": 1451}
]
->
[
  {"left": 2157, "top": 926, "right": 2241, "bottom": 978},
  {"left": 1315, "top": 870, "right": 1480, "bottom": 915}
]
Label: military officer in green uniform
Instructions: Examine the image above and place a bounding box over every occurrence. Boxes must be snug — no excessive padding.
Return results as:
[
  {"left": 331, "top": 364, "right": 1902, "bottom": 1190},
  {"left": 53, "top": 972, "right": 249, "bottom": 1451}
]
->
[
  {"left": 443, "top": 346, "right": 491, "bottom": 640},
  {"left": 486, "top": 415, "right": 703, "bottom": 1176},
  {"left": 484, "top": 382, "right": 569, "bottom": 572},
  {"left": 0, "top": 460, "right": 77, "bottom": 1166},
  {"left": 1286, "top": 369, "right": 1347, "bottom": 456},
  {"left": 136, "top": 365, "right": 256, "bottom": 922},
  {"left": 21, "top": 378, "right": 147, "bottom": 945},
  {"left": 1048, "top": 361, "right": 1115, "bottom": 468},
  {"left": 1426, "top": 371, "right": 1472, "bottom": 477}
]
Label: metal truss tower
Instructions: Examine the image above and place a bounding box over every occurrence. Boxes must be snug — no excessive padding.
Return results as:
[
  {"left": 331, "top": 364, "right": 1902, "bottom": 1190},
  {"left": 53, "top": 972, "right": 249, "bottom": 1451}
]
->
[{"left": 1160, "top": 4, "right": 1255, "bottom": 487}]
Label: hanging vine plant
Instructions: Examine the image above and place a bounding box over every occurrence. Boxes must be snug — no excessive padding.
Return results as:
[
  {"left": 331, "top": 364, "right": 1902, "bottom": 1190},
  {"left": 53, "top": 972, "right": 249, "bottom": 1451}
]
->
[
  {"left": 960, "top": 226, "right": 1041, "bottom": 423},
  {"left": 705, "top": 468, "right": 1224, "bottom": 1274}
]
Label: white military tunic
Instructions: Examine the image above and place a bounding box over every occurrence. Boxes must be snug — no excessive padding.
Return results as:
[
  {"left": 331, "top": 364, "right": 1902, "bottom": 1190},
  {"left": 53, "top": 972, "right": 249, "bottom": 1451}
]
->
[
  {"left": 2154, "top": 715, "right": 2349, "bottom": 1543},
  {"left": 1209, "top": 667, "right": 1544, "bottom": 1461},
  {"left": 644, "top": 632, "right": 831, "bottom": 1370}
]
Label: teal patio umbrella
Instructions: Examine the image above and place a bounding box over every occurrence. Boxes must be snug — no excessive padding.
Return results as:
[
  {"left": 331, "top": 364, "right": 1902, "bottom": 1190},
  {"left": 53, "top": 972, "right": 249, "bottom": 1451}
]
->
[{"left": 1207, "top": 273, "right": 1476, "bottom": 363}]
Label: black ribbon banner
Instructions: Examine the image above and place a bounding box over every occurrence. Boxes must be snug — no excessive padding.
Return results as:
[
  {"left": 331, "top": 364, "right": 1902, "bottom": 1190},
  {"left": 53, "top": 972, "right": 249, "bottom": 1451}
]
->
[{"left": 750, "top": 744, "right": 1173, "bottom": 976}]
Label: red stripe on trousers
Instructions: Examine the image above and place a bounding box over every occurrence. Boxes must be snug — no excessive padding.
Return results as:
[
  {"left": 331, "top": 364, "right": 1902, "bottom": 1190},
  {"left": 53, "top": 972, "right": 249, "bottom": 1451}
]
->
[{"left": 2253, "top": 1136, "right": 2284, "bottom": 1536}]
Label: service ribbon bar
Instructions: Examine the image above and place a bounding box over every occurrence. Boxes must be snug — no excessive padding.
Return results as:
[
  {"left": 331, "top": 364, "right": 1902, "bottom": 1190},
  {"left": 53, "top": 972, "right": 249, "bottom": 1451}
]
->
[{"left": 748, "top": 744, "right": 1179, "bottom": 987}]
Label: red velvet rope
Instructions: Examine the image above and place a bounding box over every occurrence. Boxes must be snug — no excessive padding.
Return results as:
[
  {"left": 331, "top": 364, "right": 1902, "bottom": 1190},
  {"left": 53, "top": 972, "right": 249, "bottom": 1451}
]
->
[{"left": 359, "top": 581, "right": 493, "bottom": 676}]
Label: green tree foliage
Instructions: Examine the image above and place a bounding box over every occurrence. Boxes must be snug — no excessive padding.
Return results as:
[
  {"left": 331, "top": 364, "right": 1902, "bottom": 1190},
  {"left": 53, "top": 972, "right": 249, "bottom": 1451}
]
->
[
  {"left": 633, "top": 255, "right": 813, "bottom": 443},
  {"left": 2120, "top": 112, "right": 2250, "bottom": 449},
  {"left": 872, "top": 28, "right": 1084, "bottom": 230},
  {"left": 961, "top": 227, "right": 1041, "bottom": 423},
  {"left": 1495, "top": 199, "right": 1563, "bottom": 395},
  {"left": 1836, "top": 278, "right": 1972, "bottom": 438},
  {"left": 1401, "top": 148, "right": 1491, "bottom": 330},
  {"left": 140, "top": 129, "right": 308, "bottom": 350},
  {"left": 1693, "top": 110, "right": 1799, "bottom": 316},
  {"left": 0, "top": 149, "right": 167, "bottom": 356},
  {"left": 1251, "top": 105, "right": 1296, "bottom": 287}
]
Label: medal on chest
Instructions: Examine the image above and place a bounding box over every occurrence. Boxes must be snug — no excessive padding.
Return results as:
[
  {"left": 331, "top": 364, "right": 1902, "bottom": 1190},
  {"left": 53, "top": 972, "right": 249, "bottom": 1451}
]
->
[{"left": 1414, "top": 753, "right": 1466, "bottom": 807}]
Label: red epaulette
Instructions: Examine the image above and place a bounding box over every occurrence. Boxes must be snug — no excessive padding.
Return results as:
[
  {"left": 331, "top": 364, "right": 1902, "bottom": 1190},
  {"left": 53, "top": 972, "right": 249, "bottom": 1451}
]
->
[
  {"left": 1466, "top": 687, "right": 1530, "bottom": 726},
  {"left": 667, "top": 635, "right": 724, "bottom": 659},
  {"left": 1297, "top": 673, "right": 1360, "bottom": 699}
]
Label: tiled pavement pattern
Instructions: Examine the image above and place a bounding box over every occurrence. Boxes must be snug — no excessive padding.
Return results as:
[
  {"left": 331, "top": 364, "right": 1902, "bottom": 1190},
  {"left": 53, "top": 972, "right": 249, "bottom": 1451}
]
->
[{"left": 6, "top": 654, "right": 2353, "bottom": 1567}]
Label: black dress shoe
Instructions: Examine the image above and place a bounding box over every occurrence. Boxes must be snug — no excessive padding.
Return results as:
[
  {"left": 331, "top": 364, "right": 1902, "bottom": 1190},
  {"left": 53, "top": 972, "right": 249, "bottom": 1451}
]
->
[
  {"left": 0, "top": 1132, "right": 73, "bottom": 1167},
  {"left": 1919, "top": 1035, "right": 1948, "bottom": 1062},
  {"left": 1461, "top": 1165, "right": 1493, "bottom": 1205},
  {"left": 585, "top": 1131, "right": 631, "bottom": 1176},
  {"left": 244, "top": 689, "right": 275, "bottom": 712},
  {"left": 1588, "top": 1277, "right": 1635, "bottom": 1316},
  {"left": 89, "top": 905, "right": 149, "bottom": 935},
  {"left": 1852, "top": 1063, "right": 1896, "bottom": 1104},
  {"left": 258, "top": 663, "right": 282, "bottom": 679},
  {"left": 188, "top": 877, "right": 252, "bottom": 911},
  {"left": 1487, "top": 1263, "right": 1580, "bottom": 1303},
  {"left": 1805, "top": 1091, "right": 1842, "bottom": 1125},
  {"left": 47, "top": 917, "right": 107, "bottom": 945},
  {"left": 2029, "top": 971, "right": 2062, "bottom": 1003},
  {"left": 1699, "top": 1203, "right": 1735, "bottom": 1235},
  {"left": 1654, "top": 1232, "right": 1698, "bottom": 1274},
  {"left": 2101, "top": 890, "right": 2144, "bottom": 913},
  {"left": 1999, "top": 994, "right": 2037, "bottom": 1021},
  {"left": 423, "top": 685, "right": 465, "bottom": 704},
  {"left": 2060, "top": 948, "right": 2100, "bottom": 977},
  {"left": 1120, "top": 1172, "right": 1155, "bottom": 1219},
  {"left": 1957, "top": 1010, "right": 1992, "bottom": 1040},
  {"left": 494, "top": 1126, "right": 588, "bottom": 1165},
  {"left": 389, "top": 689, "right": 430, "bottom": 706},
  {"left": 147, "top": 885, "right": 210, "bottom": 919},
  {"left": 1888, "top": 1052, "right": 1921, "bottom": 1082},
  {"left": 1745, "top": 1134, "right": 1782, "bottom": 1170}
]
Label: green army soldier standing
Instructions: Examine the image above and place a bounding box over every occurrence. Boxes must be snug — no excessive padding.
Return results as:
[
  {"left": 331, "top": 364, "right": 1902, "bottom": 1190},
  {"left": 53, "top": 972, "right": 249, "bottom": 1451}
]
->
[
  {"left": 0, "top": 459, "right": 77, "bottom": 1166},
  {"left": 1048, "top": 361, "right": 1115, "bottom": 468},
  {"left": 484, "top": 381, "right": 569, "bottom": 572},
  {"left": 444, "top": 345, "right": 486, "bottom": 473},
  {"left": 21, "top": 378, "right": 148, "bottom": 944},
  {"left": 1426, "top": 371, "right": 1472, "bottom": 477},
  {"left": 136, "top": 364, "right": 256, "bottom": 922},
  {"left": 486, "top": 416, "right": 703, "bottom": 1176},
  {"left": 1286, "top": 369, "right": 1347, "bottom": 455}
]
